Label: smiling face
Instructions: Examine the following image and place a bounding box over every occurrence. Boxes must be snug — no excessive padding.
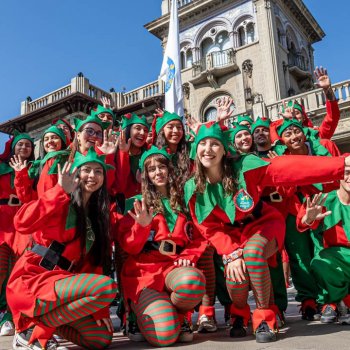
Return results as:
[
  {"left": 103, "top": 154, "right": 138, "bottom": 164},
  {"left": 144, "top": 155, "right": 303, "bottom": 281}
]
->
[
  {"left": 79, "top": 162, "right": 104, "bottom": 194},
  {"left": 57, "top": 123, "right": 72, "bottom": 141},
  {"left": 77, "top": 123, "right": 103, "bottom": 152},
  {"left": 130, "top": 124, "right": 148, "bottom": 148},
  {"left": 43, "top": 133, "right": 62, "bottom": 153},
  {"left": 163, "top": 120, "right": 184, "bottom": 146},
  {"left": 146, "top": 157, "right": 169, "bottom": 190},
  {"left": 234, "top": 130, "right": 252, "bottom": 153},
  {"left": 14, "top": 139, "right": 33, "bottom": 160},
  {"left": 197, "top": 137, "right": 225, "bottom": 169},
  {"left": 281, "top": 126, "right": 306, "bottom": 152}
]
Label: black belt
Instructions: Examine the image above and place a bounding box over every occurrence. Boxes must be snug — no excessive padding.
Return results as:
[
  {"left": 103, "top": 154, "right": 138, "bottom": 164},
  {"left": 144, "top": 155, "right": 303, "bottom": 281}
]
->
[
  {"left": 0, "top": 195, "right": 21, "bottom": 206},
  {"left": 32, "top": 241, "right": 73, "bottom": 271},
  {"left": 143, "top": 240, "right": 184, "bottom": 256},
  {"left": 230, "top": 200, "right": 263, "bottom": 228},
  {"left": 261, "top": 191, "right": 283, "bottom": 203}
]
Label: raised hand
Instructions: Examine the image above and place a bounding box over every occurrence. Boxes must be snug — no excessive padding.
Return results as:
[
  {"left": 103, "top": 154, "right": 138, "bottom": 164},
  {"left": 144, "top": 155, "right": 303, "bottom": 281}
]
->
[
  {"left": 154, "top": 108, "right": 164, "bottom": 118},
  {"left": 9, "top": 155, "right": 27, "bottom": 172},
  {"left": 97, "top": 129, "right": 118, "bottom": 155},
  {"left": 216, "top": 96, "right": 234, "bottom": 122},
  {"left": 185, "top": 114, "right": 202, "bottom": 134},
  {"left": 58, "top": 162, "right": 79, "bottom": 194},
  {"left": 128, "top": 198, "right": 154, "bottom": 227},
  {"left": 278, "top": 100, "right": 295, "bottom": 119},
  {"left": 100, "top": 96, "right": 111, "bottom": 109},
  {"left": 314, "top": 66, "right": 331, "bottom": 90},
  {"left": 117, "top": 129, "right": 131, "bottom": 153},
  {"left": 267, "top": 150, "right": 279, "bottom": 159},
  {"left": 302, "top": 193, "right": 331, "bottom": 225}
]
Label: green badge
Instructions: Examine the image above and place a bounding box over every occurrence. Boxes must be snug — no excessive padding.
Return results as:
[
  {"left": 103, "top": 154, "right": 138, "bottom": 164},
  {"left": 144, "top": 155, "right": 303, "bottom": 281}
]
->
[{"left": 234, "top": 189, "right": 254, "bottom": 212}]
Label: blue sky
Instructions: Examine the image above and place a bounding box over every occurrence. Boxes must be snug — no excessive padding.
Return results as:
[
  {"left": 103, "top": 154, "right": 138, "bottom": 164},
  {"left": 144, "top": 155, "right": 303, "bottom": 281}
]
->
[{"left": 0, "top": 0, "right": 349, "bottom": 150}]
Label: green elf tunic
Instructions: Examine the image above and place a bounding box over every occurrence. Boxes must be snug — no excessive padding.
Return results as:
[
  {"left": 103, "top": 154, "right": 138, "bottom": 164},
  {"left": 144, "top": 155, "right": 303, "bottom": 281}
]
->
[
  {"left": 117, "top": 195, "right": 207, "bottom": 304},
  {"left": 297, "top": 190, "right": 350, "bottom": 304}
]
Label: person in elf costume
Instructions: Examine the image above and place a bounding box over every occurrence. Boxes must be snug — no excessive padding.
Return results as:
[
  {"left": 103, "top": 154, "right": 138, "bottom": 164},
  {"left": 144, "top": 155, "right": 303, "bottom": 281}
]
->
[
  {"left": 236, "top": 114, "right": 254, "bottom": 128},
  {"left": 0, "top": 132, "right": 34, "bottom": 337},
  {"left": 270, "top": 66, "right": 339, "bottom": 143},
  {"left": 52, "top": 118, "right": 75, "bottom": 146},
  {"left": 7, "top": 148, "right": 118, "bottom": 350},
  {"left": 227, "top": 123, "right": 254, "bottom": 154},
  {"left": 116, "top": 146, "right": 207, "bottom": 347},
  {"left": 112, "top": 113, "right": 149, "bottom": 200},
  {"left": 90, "top": 104, "right": 116, "bottom": 131},
  {"left": 296, "top": 178, "right": 350, "bottom": 324},
  {"left": 152, "top": 110, "right": 192, "bottom": 196},
  {"left": 184, "top": 121, "right": 350, "bottom": 343},
  {"left": 275, "top": 118, "right": 341, "bottom": 320},
  {"left": 13, "top": 126, "right": 69, "bottom": 204}
]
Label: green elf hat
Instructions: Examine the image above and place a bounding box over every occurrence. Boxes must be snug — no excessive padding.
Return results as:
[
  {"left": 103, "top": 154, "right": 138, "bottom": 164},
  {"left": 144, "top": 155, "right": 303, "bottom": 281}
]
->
[
  {"left": 155, "top": 110, "right": 182, "bottom": 134},
  {"left": 226, "top": 123, "right": 250, "bottom": 143},
  {"left": 91, "top": 105, "right": 116, "bottom": 123},
  {"left": 73, "top": 115, "right": 110, "bottom": 132},
  {"left": 72, "top": 147, "right": 114, "bottom": 172},
  {"left": 237, "top": 114, "right": 254, "bottom": 125},
  {"left": 42, "top": 125, "right": 67, "bottom": 145},
  {"left": 251, "top": 117, "right": 271, "bottom": 134},
  {"left": 121, "top": 113, "right": 149, "bottom": 130},
  {"left": 194, "top": 122, "right": 228, "bottom": 152},
  {"left": 277, "top": 118, "right": 304, "bottom": 137},
  {"left": 283, "top": 100, "right": 303, "bottom": 114},
  {"left": 139, "top": 145, "right": 171, "bottom": 172},
  {"left": 11, "top": 130, "right": 34, "bottom": 150}
]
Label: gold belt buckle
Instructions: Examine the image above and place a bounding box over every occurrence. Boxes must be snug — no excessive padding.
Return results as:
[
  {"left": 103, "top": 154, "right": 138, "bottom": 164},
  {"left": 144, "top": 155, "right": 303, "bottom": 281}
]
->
[
  {"left": 159, "top": 240, "right": 176, "bottom": 256},
  {"left": 8, "top": 194, "right": 21, "bottom": 207},
  {"left": 269, "top": 191, "right": 283, "bottom": 203}
]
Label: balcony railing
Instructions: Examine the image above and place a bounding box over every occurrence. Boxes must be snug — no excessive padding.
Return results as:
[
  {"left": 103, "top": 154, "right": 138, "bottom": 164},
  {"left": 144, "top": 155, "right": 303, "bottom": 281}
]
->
[
  {"left": 192, "top": 48, "right": 236, "bottom": 77},
  {"left": 288, "top": 52, "right": 308, "bottom": 71},
  {"left": 266, "top": 80, "right": 350, "bottom": 120},
  {"left": 178, "top": 0, "right": 192, "bottom": 8}
]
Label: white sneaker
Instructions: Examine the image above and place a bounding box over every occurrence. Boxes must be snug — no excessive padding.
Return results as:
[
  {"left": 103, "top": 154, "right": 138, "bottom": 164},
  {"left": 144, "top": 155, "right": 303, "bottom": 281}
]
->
[
  {"left": 0, "top": 320, "right": 15, "bottom": 336},
  {"left": 197, "top": 314, "right": 218, "bottom": 333}
]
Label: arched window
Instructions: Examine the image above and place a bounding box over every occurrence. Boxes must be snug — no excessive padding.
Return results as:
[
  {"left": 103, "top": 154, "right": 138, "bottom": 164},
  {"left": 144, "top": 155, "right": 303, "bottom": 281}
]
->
[
  {"left": 204, "top": 107, "right": 217, "bottom": 122},
  {"left": 238, "top": 27, "right": 246, "bottom": 46},
  {"left": 201, "top": 94, "right": 235, "bottom": 122},
  {"left": 235, "top": 18, "right": 256, "bottom": 48}
]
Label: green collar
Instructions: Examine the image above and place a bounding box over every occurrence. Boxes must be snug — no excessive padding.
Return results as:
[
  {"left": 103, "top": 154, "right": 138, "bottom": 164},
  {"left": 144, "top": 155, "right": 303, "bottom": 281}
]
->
[
  {"left": 314, "top": 191, "right": 350, "bottom": 240},
  {"left": 184, "top": 154, "right": 269, "bottom": 224}
]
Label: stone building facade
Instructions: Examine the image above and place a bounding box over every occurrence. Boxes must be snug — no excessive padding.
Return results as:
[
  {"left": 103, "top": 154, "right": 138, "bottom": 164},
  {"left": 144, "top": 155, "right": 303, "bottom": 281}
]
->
[{"left": 1, "top": 0, "right": 349, "bottom": 152}]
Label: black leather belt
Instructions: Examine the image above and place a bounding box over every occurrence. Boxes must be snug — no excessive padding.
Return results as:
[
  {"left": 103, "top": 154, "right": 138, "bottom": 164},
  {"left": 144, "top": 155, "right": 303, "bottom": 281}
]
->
[
  {"left": 0, "top": 195, "right": 21, "bottom": 206},
  {"left": 230, "top": 200, "right": 263, "bottom": 228},
  {"left": 143, "top": 240, "right": 184, "bottom": 256},
  {"left": 32, "top": 241, "right": 74, "bottom": 271}
]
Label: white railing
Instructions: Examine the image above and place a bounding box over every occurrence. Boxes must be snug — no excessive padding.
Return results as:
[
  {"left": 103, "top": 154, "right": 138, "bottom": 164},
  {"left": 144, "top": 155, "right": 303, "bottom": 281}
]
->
[
  {"left": 88, "top": 84, "right": 111, "bottom": 100},
  {"left": 123, "top": 80, "right": 164, "bottom": 107},
  {"left": 178, "top": 0, "right": 192, "bottom": 7},
  {"left": 266, "top": 80, "right": 350, "bottom": 120}
]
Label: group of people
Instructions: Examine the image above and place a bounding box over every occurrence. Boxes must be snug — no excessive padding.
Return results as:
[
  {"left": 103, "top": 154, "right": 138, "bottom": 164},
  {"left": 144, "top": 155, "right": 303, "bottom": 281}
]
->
[{"left": 0, "top": 66, "right": 349, "bottom": 350}]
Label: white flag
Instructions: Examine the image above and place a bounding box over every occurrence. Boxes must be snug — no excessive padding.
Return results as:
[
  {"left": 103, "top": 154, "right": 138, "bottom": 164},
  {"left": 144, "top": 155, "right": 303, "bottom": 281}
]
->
[{"left": 160, "top": 0, "right": 184, "bottom": 117}]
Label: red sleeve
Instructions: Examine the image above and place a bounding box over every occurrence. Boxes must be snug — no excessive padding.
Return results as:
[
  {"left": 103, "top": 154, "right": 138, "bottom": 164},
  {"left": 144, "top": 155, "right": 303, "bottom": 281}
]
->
[
  {"left": 189, "top": 197, "right": 240, "bottom": 255},
  {"left": 318, "top": 100, "right": 340, "bottom": 139},
  {"left": 259, "top": 155, "right": 344, "bottom": 188},
  {"left": 296, "top": 199, "right": 321, "bottom": 232},
  {"left": 113, "top": 149, "right": 131, "bottom": 195},
  {"left": 14, "top": 168, "right": 37, "bottom": 203},
  {"left": 320, "top": 139, "right": 341, "bottom": 157},
  {"left": 117, "top": 214, "right": 152, "bottom": 255},
  {"left": 14, "top": 183, "right": 70, "bottom": 235}
]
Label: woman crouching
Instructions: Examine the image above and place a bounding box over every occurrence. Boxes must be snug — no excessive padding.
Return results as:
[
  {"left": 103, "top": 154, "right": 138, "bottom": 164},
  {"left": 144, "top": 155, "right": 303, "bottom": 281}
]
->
[{"left": 117, "top": 146, "right": 206, "bottom": 347}]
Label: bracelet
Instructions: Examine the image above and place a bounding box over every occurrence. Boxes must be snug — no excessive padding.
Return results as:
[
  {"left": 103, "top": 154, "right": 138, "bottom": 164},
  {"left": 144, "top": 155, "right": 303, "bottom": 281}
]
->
[{"left": 223, "top": 249, "right": 243, "bottom": 265}]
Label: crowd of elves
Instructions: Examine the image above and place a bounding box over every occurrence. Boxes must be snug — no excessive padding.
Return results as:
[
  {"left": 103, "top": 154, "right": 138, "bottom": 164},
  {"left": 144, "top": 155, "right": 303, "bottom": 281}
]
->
[{"left": 0, "top": 66, "right": 349, "bottom": 350}]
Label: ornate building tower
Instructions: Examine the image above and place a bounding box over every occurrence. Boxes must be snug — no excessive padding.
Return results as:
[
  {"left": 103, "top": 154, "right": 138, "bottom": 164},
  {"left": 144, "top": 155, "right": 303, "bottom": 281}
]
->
[{"left": 145, "top": 0, "right": 324, "bottom": 121}]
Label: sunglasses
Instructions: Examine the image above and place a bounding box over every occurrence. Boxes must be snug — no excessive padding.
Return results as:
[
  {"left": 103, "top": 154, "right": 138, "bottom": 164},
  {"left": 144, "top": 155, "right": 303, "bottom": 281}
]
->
[{"left": 82, "top": 127, "right": 103, "bottom": 139}]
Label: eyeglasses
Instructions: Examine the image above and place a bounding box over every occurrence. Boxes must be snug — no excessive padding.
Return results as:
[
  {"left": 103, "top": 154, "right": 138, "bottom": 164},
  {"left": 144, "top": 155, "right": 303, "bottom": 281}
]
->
[{"left": 82, "top": 127, "right": 103, "bottom": 139}]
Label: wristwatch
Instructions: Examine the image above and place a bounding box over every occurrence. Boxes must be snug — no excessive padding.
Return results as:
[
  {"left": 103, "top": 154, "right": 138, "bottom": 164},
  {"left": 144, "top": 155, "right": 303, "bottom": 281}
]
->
[{"left": 222, "top": 249, "right": 243, "bottom": 265}]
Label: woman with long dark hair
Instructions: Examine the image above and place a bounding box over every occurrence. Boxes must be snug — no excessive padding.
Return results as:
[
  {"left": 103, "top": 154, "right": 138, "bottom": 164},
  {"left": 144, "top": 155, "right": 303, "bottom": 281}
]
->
[
  {"left": 117, "top": 146, "right": 207, "bottom": 347},
  {"left": 185, "top": 122, "right": 350, "bottom": 343},
  {"left": 0, "top": 132, "right": 34, "bottom": 337},
  {"left": 7, "top": 148, "right": 118, "bottom": 350}
]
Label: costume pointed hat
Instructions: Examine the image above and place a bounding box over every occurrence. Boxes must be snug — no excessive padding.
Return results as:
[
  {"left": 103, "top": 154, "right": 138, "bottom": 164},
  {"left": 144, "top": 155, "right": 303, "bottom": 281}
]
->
[
  {"left": 72, "top": 147, "right": 114, "bottom": 172},
  {"left": 139, "top": 145, "right": 171, "bottom": 171},
  {"left": 121, "top": 113, "right": 149, "bottom": 130}
]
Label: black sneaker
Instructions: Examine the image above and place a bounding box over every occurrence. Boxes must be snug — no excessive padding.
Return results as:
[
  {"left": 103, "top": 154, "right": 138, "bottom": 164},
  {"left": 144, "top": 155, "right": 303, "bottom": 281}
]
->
[
  {"left": 300, "top": 299, "right": 317, "bottom": 321},
  {"left": 13, "top": 327, "right": 68, "bottom": 349},
  {"left": 320, "top": 304, "right": 338, "bottom": 324},
  {"left": 229, "top": 316, "right": 247, "bottom": 338},
  {"left": 255, "top": 321, "right": 276, "bottom": 343},
  {"left": 178, "top": 318, "right": 193, "bottom": 343}
]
